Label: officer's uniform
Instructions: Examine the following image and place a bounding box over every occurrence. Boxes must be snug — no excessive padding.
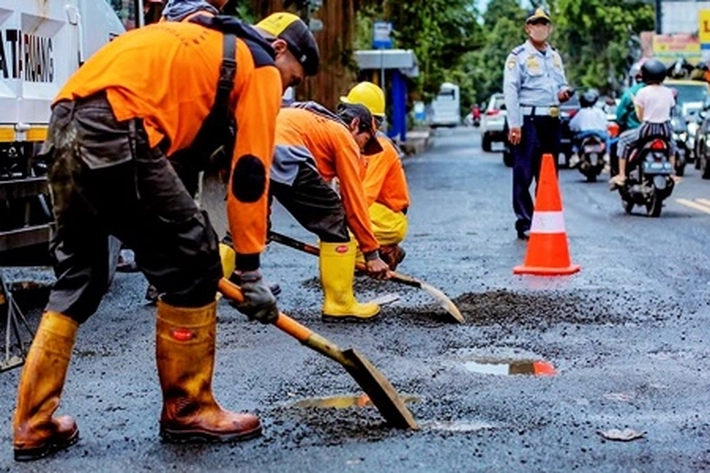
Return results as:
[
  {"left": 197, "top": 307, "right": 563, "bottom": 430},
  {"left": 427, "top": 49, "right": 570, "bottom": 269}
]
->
[{"left": 503, "top": 30, "right": 568, "bottom": 237}]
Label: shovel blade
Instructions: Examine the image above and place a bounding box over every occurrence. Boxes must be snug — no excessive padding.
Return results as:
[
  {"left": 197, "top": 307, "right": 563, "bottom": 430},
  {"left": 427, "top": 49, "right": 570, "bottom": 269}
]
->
[
  {"left": 417, "top": 280, "right": 465, "bottom": 324},
  {"left": 341, "top": 348, "right": 419, "bottom": 430}
]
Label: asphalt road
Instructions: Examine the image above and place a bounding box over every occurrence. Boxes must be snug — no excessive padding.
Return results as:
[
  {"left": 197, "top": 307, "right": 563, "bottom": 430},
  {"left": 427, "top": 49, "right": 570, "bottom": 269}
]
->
[{"left": 2, "top": 127, "right": 710, "bottom": 472}]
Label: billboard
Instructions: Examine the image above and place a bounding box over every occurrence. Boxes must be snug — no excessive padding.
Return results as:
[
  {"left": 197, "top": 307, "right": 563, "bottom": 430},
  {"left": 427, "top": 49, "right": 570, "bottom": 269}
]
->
[{"left": 653, "top": 33, "right": 702, "bottom": 63}]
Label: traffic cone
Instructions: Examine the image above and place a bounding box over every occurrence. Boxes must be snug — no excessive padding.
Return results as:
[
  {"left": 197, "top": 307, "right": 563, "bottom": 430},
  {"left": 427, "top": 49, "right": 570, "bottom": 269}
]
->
[{"left": 513, "top": 153, "right": 580, "bottom": 276}]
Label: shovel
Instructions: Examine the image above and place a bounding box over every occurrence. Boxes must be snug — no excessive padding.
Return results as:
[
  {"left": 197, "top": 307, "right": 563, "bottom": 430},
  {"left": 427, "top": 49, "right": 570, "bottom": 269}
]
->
[
  {"left": 268, "top": 231, "right": 464, "bottom": 324},
  {"left": 218, "top": 278, "right": 419, "bottom": 430}
]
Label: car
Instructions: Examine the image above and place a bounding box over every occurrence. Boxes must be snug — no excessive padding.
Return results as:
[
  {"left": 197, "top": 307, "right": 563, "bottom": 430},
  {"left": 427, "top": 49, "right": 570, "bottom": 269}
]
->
[{"left": 480, "top": 93, "right": 507, "bottom": 152}]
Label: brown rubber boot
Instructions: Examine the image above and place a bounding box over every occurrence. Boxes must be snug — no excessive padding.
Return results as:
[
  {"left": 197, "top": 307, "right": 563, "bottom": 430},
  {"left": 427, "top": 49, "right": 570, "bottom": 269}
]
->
[
  {"left": 379, "top": 244, "right": 406, "bottom": 271},
  {"left": 13, "top": 311, "right": 80, "bottom": 462},
  {"left": 156, "top": 299, "right": 262, "bottom": 443}
]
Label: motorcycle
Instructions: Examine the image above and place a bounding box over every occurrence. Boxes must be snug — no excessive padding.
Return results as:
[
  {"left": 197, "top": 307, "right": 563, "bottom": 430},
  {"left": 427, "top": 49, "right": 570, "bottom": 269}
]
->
[
  {"left": 578, "top": 134, "right": 606, "bottom": 182},
  {"left": 671, "top": 116, "right": 688, "bottom": 176},
  {"left": 618, "top": 137, "right": 675, "bottom": 217},
  {"left": 672, "top": 128, "right": 688, "bottom": 177}
]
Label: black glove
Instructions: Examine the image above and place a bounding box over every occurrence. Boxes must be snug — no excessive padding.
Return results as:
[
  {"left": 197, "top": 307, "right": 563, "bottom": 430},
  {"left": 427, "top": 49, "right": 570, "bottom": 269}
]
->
[{"left": 229, "top": 270, "right": 278, "bottom": 324}]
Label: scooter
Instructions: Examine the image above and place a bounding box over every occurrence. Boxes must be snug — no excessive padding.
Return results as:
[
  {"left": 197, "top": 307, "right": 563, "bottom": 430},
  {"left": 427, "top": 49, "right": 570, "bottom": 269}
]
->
[
  {"left": 618, "top": 138, "right": 675, "bottom": 218},
  {"left": 578, "top": 134, "right": 606, "bottom": 182}
]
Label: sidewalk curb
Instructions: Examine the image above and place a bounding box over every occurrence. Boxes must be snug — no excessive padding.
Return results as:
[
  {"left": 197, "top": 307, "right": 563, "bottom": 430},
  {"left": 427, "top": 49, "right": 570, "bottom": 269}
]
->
[{"left": 400, "top": 129, "right": 432, "bottom": 157}]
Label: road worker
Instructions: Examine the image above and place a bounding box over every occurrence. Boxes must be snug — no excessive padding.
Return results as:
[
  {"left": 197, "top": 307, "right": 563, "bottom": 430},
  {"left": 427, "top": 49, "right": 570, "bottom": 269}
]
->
[
  {"left": 340, "top": 81, "right": 410, "bottom": 270},
  {"left": 12, "top": 13, "right": 319, "bottom": 461},
  {"left": 269, "top": 102, "right": 390, "bottom": 322}
]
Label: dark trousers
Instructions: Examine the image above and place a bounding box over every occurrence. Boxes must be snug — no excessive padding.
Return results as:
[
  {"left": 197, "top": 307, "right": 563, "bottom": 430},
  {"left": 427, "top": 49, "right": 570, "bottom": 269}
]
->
[
  {"left": 44, "top": 94, "right": 221, "bottom": 323},
  {"left": 511, "top": 115, "right": 561, "bottom": 233},
  {"left": 269, "top": 163, "right": 350, "bottom": 243}
]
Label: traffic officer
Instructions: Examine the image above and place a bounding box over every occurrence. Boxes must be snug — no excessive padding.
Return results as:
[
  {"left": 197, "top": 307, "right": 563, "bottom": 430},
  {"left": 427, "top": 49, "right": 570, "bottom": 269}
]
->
[
  {"left": 340, "top": 81, "right": 411, "bottom": 270},
  {"left": 11, "top": 14, "right": 318, "bottom": 461},
  {"left": 503, "top": 8, "right": 573, "bottom": 240}
]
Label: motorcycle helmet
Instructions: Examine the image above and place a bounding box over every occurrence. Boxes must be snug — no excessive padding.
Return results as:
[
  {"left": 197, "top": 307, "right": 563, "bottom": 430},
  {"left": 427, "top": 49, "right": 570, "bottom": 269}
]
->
[
  {"left": 629, "top": 57, "right": 648, "bottom": 81},
  {"left": 579, "top": 89, "right": 599, "bottom": 108},
  {"left": 641, "top": 59, "right": 667, "bottom": 84}
]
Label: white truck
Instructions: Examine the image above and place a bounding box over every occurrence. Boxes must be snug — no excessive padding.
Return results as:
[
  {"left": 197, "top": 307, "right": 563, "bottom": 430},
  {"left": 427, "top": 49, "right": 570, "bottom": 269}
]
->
[{"left": 0, "top": 0, "right": 136, "bottom": 266}]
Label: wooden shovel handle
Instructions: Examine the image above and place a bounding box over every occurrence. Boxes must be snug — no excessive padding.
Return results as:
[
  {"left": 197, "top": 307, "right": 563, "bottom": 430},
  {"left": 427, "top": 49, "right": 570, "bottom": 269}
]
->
[{"left": 217, "top": 278, "right": 312, "bottom": 342}]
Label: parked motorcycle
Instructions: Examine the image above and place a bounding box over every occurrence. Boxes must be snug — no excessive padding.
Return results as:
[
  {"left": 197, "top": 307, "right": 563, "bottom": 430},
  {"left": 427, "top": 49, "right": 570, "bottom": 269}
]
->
[
  {"left": 618, "top": 137, "right": 675, "bottom": 218},
  {"left": 578, "top": 134, "right": 606, "bottom": 182}
]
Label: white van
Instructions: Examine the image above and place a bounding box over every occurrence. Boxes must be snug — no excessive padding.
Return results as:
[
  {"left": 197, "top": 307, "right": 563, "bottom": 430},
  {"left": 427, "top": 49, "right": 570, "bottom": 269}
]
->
[{"left": 429, "top": 82, "right": 461, "bottom": 128}]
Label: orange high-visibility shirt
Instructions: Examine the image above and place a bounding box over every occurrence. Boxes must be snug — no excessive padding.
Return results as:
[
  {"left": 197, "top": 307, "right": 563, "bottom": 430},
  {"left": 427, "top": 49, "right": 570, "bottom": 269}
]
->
[
  {"left": 363, "top": 136, "right": 410, "bottom": 213},
  {"left": 55, "top": 21, "right": 282, "bottom": 261},
  {"left": 275, "top": 108, "right": 380, "bottom": 254}
]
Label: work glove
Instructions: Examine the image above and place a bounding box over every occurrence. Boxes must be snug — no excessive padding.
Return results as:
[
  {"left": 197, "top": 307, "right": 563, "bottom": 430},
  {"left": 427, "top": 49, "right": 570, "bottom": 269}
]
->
[{"left": 229, "top": 270, "right": 279, "bottom": 324}]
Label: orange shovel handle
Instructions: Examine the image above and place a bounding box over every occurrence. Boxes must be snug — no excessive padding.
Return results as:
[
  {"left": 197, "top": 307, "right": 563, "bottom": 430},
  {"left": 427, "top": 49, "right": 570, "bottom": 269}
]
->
[{"left": 217, "top": 278, "right": 312, "bottom": 342}]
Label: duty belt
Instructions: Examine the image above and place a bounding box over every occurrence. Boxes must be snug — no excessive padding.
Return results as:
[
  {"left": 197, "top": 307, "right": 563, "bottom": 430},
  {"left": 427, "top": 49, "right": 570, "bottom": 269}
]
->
[{"left": 521, "top": 105, "right": 560, "bottom": 118}]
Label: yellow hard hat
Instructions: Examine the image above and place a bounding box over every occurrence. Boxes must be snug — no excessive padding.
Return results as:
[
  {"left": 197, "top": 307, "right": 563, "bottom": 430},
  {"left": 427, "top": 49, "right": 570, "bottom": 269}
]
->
[{"left": 340, "top": 81, "right": 385, "bottom": 117}]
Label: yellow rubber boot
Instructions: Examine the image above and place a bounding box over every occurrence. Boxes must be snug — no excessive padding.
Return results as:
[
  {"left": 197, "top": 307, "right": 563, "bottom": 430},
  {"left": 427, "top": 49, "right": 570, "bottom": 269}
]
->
[
  {"left": 13, "top": 311, "right": 79, "bottom": 461},
  {"left": 219, "top": 242, "right": 236, "bottom": 278},
  {"left": 320, "top": 241, "right": 380, "bottom": 322}
]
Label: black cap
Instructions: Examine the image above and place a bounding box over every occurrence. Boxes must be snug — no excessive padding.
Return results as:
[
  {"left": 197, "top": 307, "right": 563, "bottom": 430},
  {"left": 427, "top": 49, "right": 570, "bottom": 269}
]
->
[
  {"left": 337, "top": 103, "right": 384, "bottom": 156},
  {"left": 255, "top": 12, "right": 320, "bottom": 76},
  {"left": 526, "top": 7, "right": 551, "bottom": 23}
]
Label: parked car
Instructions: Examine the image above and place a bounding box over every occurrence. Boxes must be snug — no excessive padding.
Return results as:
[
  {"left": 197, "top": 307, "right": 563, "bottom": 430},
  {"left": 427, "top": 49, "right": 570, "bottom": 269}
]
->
[{"left": 480, "top": 93, "right": 507, "bottom": 152}]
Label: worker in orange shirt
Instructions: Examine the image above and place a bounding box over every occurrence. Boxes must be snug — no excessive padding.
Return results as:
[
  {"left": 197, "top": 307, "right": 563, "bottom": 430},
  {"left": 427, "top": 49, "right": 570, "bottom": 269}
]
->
[
  {"left": 269, "top": 102, "right": 390, "bottom": 322},
  {"left": 12, "top": 14, "right": 319, "bottom": 461},
  {"left": 340, "top": 82, "right": 411, "bottom": 270}
]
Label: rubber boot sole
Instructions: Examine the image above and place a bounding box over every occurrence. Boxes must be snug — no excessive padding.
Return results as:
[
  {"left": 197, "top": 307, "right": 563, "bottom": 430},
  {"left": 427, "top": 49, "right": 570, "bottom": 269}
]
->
[
  {"left": 14, "top": 429, "right": 79, "bottom": 462},
  {"left": 159, "top": 424, "right": 263, "bottom": 444},
  {"left": 321, "top": 312, "right": 381, "bottom": 323}
]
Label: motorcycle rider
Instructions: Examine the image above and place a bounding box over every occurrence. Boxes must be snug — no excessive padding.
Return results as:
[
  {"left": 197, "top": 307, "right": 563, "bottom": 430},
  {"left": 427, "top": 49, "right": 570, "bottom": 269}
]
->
[
  {"left": 568, "top": 89, "right": 610, "bottom": 167},
  {"left": 611, "top": 58, "right": 677, "bottom": 189}
]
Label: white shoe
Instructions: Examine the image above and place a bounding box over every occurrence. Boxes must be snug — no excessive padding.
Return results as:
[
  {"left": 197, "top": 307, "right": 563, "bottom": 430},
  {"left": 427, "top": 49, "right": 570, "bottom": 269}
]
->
[{"left": 569, "top": 154, "right": 580, "bottom": 168}]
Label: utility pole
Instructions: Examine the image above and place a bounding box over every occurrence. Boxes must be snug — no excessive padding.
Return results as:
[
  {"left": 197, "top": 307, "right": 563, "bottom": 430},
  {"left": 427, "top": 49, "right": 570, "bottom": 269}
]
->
[{"left": 655, "top": 0, "right": 662, "bottom": 33}]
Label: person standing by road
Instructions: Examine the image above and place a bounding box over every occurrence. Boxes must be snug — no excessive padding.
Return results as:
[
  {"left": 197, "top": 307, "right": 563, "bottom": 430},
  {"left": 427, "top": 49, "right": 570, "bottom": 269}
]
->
[{"left": 503, "top": 8, "right": 573, "bottom": 240}]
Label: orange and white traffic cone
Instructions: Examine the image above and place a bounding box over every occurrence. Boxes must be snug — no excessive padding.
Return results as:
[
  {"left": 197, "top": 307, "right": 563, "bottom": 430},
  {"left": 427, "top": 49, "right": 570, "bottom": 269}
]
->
[{"left": 513, "top": 153, "right": 580, "bottom": 276}]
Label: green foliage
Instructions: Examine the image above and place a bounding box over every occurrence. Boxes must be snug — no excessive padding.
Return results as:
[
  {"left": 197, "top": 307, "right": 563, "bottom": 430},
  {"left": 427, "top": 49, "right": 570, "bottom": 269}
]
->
[
  {"left": 355, "top": 0, "right": 484, "bottom": 103},
  {"left": 354, "top": 0, "right": 654, "bottom": 110},
  {"left": 554, "top": 0, "right": 654, "bottom": 94}
]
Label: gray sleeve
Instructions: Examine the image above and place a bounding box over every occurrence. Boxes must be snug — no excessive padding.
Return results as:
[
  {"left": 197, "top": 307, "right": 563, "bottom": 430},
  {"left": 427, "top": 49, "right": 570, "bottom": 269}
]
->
[
  {"left": 503, "top": 54, "right": 522, "bottom": 128},
  {"left": 555, "top": 51, "right": 569, "bottom": 92}
]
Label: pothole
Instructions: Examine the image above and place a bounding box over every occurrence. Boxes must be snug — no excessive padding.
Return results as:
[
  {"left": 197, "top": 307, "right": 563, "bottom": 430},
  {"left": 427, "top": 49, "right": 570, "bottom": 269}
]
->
[
  {"left": 289, "top": 393, "right": 420, "bottom": 409},
  {"left": 419, "top": 420, "right": 495, "bottom": 432},
  {"left": 460, "top": 358, "right": 556, "bottom": 376}
]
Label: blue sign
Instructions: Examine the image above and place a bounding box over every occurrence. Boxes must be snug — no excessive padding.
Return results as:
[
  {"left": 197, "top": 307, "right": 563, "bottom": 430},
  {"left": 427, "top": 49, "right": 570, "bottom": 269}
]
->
[{"left": 372, "top": 21, "right": 393, "bottom": 49}]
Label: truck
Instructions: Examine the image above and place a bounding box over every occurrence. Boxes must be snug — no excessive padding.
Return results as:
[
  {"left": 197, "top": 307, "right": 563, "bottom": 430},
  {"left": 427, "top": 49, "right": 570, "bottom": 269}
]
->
[
  {"left": 428, "top": 82, "right": 461, "bottom": 128},
  {"left": 0, "top": 1, "right": 141, "bottom": 266}
]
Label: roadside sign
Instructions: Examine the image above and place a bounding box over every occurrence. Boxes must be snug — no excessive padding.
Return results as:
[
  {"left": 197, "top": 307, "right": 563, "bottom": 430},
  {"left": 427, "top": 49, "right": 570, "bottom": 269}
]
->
[
  {"left": 373, "top": 21, "right": 393, "bottom": 49},
  {"left": 700, "top": 9, "right": 710, "bottom": 50}
]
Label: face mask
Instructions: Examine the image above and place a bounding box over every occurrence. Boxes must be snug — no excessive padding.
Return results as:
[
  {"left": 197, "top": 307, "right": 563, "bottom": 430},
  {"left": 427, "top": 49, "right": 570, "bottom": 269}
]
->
[{"left": 530, "top": 28, "right": 549, "bottom": 43}]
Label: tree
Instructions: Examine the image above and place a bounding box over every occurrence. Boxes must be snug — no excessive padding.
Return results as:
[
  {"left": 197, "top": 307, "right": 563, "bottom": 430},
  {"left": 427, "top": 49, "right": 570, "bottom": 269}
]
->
[{"left": 554, "top": 0, "right": 654, "bottom": 94}]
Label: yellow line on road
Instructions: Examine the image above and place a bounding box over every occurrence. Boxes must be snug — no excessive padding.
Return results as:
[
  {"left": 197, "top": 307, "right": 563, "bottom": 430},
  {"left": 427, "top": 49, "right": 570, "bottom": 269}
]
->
[{"left": 676, "top": 198, "right": 710, "bottom": 214}]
